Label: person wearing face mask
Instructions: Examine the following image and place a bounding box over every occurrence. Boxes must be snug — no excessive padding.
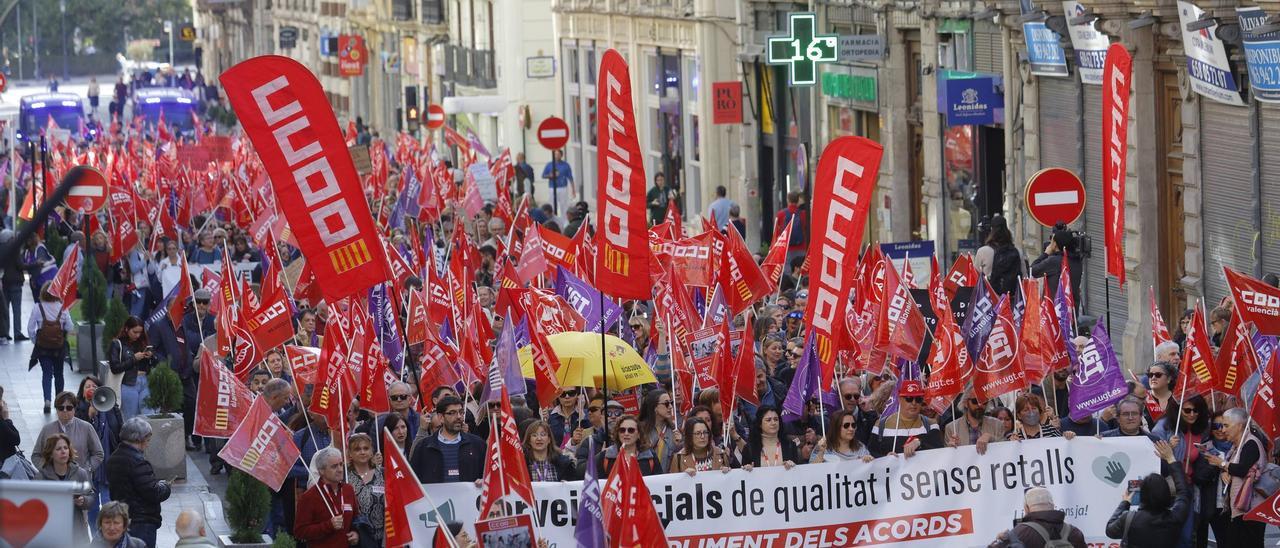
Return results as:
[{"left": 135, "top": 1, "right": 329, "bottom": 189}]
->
[
  {"left": 944, "top": 391, "right": 1005, "bottom": 454},
  {"left": 1007, "top": 394, "right": 1073, "bottom": 441}
]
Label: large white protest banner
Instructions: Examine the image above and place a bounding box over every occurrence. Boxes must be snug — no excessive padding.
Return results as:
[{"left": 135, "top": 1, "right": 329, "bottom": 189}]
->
[{"left": 410, "top": 437, "right": 1157, "bottom": 547}]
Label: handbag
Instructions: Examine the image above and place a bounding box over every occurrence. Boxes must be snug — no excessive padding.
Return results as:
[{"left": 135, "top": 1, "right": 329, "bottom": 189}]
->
[{"left": 0, "top": 450, "right": 39, "bottom": 480}]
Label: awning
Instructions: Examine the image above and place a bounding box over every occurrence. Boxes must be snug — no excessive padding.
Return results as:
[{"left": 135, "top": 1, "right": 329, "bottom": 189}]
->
[{"left": 442, "top": 96, "right": 506, "bottom": 114}]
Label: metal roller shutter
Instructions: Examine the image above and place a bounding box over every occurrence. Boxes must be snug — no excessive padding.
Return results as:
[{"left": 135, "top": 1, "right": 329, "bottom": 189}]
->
[
  {"left": 1200, "top": 101, "right": 1256, "bottom": 304},
  {"left": 974, "top": 21, "right": 1003, "bottom": 75},
  {"left": 1261, "top": 103, "right": 1280, "bottom": 279},
  {"left": 1039, "top": 77, "right": 1080, "bottom": 174},
  {"left": 1081, "top": 85, "right": 1128, "bottom": 342}
]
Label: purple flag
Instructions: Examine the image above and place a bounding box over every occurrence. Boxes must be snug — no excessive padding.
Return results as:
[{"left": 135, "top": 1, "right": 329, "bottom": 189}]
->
[
  {"left": 482, "top": 311, "right": 526, "bottom": 402},
  {"left": 1054, "top": 270, "right": 1080, "bottom": 374},
  {"left": 369, "top": 283, "right": 406, "bottom": 372},
  {"left": 1242, "top": 333, "right": 1278, "bottom": 404},
  {"left": 782, "top": 333, "right": 820, "bottom": 420},
  {"left": 553, "top": 266, "right": 623, "bottom": 332},
  {"left": 881, "top": 358, "right": 921, "bottom": 418},
  {"left": 1067, "top": 320, "right": 1127, "bottom": 421},
  {"left": 513, "top": 316, "right": 531, "bottom": 349},
  {"left": 962, "top": 276, "right": 996, "bottom": 362},
  {"left": 701, "top": 284, "right": 730, "bottom": 328},
  {"left": 575, "top": 436, "right": 605, "bottom": 547}
]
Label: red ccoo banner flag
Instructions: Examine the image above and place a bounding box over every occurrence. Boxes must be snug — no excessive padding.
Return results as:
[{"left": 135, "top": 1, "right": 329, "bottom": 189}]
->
[
  {"left": 1102, "top": 43, "right": 1132, "bottom": 284},
  {"left": 217, "top": 396, "right": 301, "bottom": 491},
  {"left": 220, "top": 56, "right": 390, "bottom": 302},
  {"left": 593, "top": 49, "right": 651, "bottom": 300},
  {"left": 802, "top": 136, "right": 884, "bottom": 385}
]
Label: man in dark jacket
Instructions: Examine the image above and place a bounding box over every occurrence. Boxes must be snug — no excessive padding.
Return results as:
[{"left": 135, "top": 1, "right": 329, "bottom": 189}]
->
[
  {"left": 991, "top": 487, "right": 1086, "bottom": 548},
  {"left": 181, "top": 289, "right": 216, "bottom": 449},
  {"left": 105, "top": 417, "right": 171, "bottom": 547},
  {"left": 409, "top": 396, "right": 486, "bottom": 483},
  {"left": 1029, "top": 226, "right": 1083, "bottom": 301}
]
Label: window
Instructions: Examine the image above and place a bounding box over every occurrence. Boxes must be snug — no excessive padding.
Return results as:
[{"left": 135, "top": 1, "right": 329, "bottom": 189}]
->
[
  {"left": 569, "top": 48, "right": 580, "bottom": 85},
  {"left": 586, "top": 49, "right": 597, "bottom": 85},
  {"left": 587, "top": 97, "right": 597, "bottom": 146}
]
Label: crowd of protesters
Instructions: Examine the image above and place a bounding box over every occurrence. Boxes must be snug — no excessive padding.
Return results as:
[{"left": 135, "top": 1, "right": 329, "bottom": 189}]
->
[{"left": 1, "top": 123, "right": 1279, "bottom": 548}]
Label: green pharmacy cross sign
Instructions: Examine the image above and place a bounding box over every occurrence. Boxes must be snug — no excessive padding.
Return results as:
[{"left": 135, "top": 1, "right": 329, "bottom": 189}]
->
[{"left": 767, "top": 13, "right": 839, "bottom": 86}]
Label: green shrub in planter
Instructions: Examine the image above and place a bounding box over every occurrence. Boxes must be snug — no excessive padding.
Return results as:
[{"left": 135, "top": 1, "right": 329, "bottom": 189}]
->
[
  {"left": 101, "top": 298, "right": 127, "bottom": 356},
  {"left": 226, "top": 469, "right": 273, "bottom": 544},
  {"left": 144, "top": 362, "right": 184, "bottom": 415},
  {"left": 271, "top": 532, "right": 297, "bottom": 548}
]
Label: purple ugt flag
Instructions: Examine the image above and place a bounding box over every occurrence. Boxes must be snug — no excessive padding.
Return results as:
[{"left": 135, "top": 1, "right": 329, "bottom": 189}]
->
[
  {"left": 369, "top": 283, "right": 405, "bottom": 373},
  {"left": 575, "top": 436, "right": 606, "bottom": 547},
  {"left": 481, "top": 311, "right": 526, "bottom": 403},
  {"left": 962, "top": 276, "right": 996, "bottom": 363},
  {"left": 1054, "top": 270, "right": 1080, "bottom": 375},
  {"left": 1242, "top": 333, "right": 1278, "bottom": 404},
  {"left": 554, "top": 266, "right": 623, "bottom": 332},
  {"left": 782, "top": 333, "right": 821, "bottom": 421},
  {"left": 1067, "top": 320, "right": 1127, "bottom": 421}
]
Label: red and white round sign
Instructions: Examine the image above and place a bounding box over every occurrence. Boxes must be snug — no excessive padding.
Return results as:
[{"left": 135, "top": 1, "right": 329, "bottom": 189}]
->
[
  {"left": 64, "top": 166, "right": 108, "bottom": 213},
  {"left": 537, "top": 117, "right": 569, "bottom": 150},
  {"left": 424, "top": 104, "right": 446, "bottom": 130},
  {"left": 0, "top": 73, "right": 8, "bottom": 93},
  {"left": 1024, "top": 167, "right": 1085, "bottom": 228}
]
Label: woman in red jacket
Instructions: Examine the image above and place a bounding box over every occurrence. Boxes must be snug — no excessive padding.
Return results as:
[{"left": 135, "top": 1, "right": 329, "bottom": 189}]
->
[{"left": 294, "top": 447, "right": 359, "bottom": 547}]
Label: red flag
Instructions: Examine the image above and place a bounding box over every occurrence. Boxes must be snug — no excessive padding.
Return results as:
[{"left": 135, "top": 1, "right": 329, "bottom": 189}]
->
[
  {"left": 1019, "top": 278, "right": 1049, "bottom": 385},
  {"left": 665, "top": 199, "right": 683, "bottom": 237},
  {"left": 517, "top": 221, "right": 549, "bottom": 284},
  {"left": 1226, "top": 267, "right": 1280, "bottom": 336},
  {"left": 803, "top": 137, "right": 883, "bottom": 385},
  {"left": 405, "top": 288, "right": 428, "bottom": 346},
  {"left": 720, "top": 224, "right": 772, "bottom": 315},
  {"left": 383, "top": 428, "right": 427, "bottom": 547},
  {"left": 760, "top": 217, "right": 792, "bottom": 288},
  {"left": 1150, "top": 286, "right": 1174, "bottom": 352},
  {"left": 527, "top": 320, "right": 564, "bottom": 409},
  {"left": 285, "top": 345, "right": 321, "bottom": 399},
  {"left": 925, "top": 260, "right": 970, "bottom": 409},
  {"left": 1040, "top": 289, "right": 1071, "bottom": 372},
  {"left": 593, "top": 49, "right": 651, "bottom": 300},
  {"left": 1245, "top": 488, "right": 1280, "bottom": 526},
  {"left": 220, "top": 56, "right": 391, "bottom": 302},
  {"left": 601, "top": 449, "right": 669, "bottom": 547},
  {"left": 108, "top": 213, "right": 138, "bottom": 264},
  {"left": 166, "top": 255, "right": 193, "bottom": 331},
  {"left": 48, "top": 243, "right": 82, "bottom": 308},
  {"left": 733, "top": 315, "right": 759, "bottom": 407},
  {"left": 972, "top": 295, "right": 1027, "bottom": 403},
  {"left": 246, "top": 253, "right": 294, "bottom": 352},
  {"left": 311, "top": 318, "right": 356, "bottom": 427},
  {"left": 1102, "top": 43, "right": 1132, "bottom": 284},
  {"left": 358, "top": 345, "right": 393, "bottom": 414},
  {"left": 943, "top": 253, "right": 977, "bottom": 304},
  {"left": 217, "top": 397, "right": 301, "bottom": 492},
  {"left": 875, "top": 257, "right": 929, "bottom": 363},
  {"left": 1176, "top": 304, "right": 1215, "bottom": 399},
  {"left": 1214, "top": 308, "right": 1258, "bottom": 397},
  {"left": 1248, "top": 351, "right": 1280, "bottom": 441},
  {"left": 193, "top": 350, "right": 255, "bottom": 438},
  {"left": 230, "top": 309, "right": 263, "bottom": 382},
  {"left": 477, "top": 388, "right": 535, "bottom": 520}
]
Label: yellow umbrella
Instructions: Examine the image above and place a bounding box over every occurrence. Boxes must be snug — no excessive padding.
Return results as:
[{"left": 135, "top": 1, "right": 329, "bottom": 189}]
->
[{"left": 518, "top": 331, "right": 657, "bottom": 391}]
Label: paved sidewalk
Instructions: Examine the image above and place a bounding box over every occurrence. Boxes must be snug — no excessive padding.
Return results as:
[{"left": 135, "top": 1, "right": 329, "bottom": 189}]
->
[{"left": 0, "top": 290, "right": 228, "bottom": 546}]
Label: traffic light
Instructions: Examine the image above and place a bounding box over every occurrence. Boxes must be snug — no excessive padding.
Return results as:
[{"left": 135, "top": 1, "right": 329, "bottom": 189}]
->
[
  {"left": 407, "top": 106, "right": 420, "bottom": 131},
  {"left": 404, "top": 86, "right": 420, "bottom": 132}
]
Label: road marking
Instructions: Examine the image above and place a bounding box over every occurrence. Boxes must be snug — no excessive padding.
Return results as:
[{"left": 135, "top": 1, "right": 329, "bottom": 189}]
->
[{"left": 1033, "top": 190, "right": 1078, "bottom": 206}]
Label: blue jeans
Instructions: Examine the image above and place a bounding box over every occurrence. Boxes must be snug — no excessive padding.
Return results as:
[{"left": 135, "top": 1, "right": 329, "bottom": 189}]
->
[
  {"left": 127, "top": 289, "right": 147, "bottom": 318},
  {"left": 3, "top": 286, "right": 20, "bottom": 338},
  {"left": 120, "top": 376, "right": 151, "bottom": 420},
  {"left": 37, "top": 355, "right": 64, "bottom": 403},
  {"left": 129, "top": 521, "right": 158, "bottom": 547}
]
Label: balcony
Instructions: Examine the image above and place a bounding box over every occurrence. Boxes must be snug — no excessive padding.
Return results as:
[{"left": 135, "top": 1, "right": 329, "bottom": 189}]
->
[{"left": 443, "top": 44, "right": 496, "bottom": 89}]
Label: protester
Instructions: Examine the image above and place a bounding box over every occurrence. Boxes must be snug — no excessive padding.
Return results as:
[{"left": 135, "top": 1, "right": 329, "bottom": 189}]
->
[
  {"left": 1102, "top": 398, "right": 1160, "bottom": 441},
  {"left": 1105, "top": 440, "right": 1186, "bottom": 547},
  {"left": 346, "top": 433, "right": 385, "bottom": 545},
  {"left": 410, "top": 396, "right": 486, "bottom": 483},
  {"left": 295, "top": 447, "right": 359, "bottom": 547},
  {"left": 548, "top": 388, "right": 586, "bottom": 447},
  {"left": 1008, "top": 394, "right": 1071, "bottom": 440},
  {"left": 33, "top": 391, "right": 105, "bottom": 474},
  {"left": 740, "top": 406, "right": 797, "bottom": 470},
  {"left": 381, "top": 412, "right": 411, "bottom": 456},
  {"left": 173, "top": 509, "right": 217, "bottom": 548},
  {"left": 28, "top": 282, "right": 73, "bottom": 413},
  {"left": 108, "top": 317, "right": 158, "bottom": 419},
  {"left": 597, "top": 414, "right": 661, "bottom": 476},
  {"left": 105, "top": 417, "right": 171, "bottom": 547},
  {"left": 92, "top": 501, "right": 147, "bottom": 548},
  {"left": 36, "top": 433, "right": 95, "bottom": 544},
  {"left": 1208, "top": 408, "right": 1268, "bottom": 546},
  {"left": 638, "top": 389, "right": 679, "bottom": 471},
  {"left": 670, "top": 417, "right": 732, "bottom": 474},
  {"left": 1150, "top": 395, "right": 1213, "bottom": 547},
  {"left": 522, "top": 420, "right": 578, "bottom": 481},
  {"left": 357, "top": 381, "right": 419, "bottom": 450},
  {"left": 811, "top": 409, "right": 874, "bottom": 463},
  {"left": 868, "top": 381, "right": 944, "bottom": 457},
  {"left": 989, "top": 487, "right": 1086, "bottom": 548},
  {"left": 944, "top": 391, "right": 1005, "bottom": 452}
]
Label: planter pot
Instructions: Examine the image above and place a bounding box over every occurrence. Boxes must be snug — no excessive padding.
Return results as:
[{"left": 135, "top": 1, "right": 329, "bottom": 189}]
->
[
  {"left": 217, "top": 534, "right": 272, "bottom": 548},
  {"left": 75, "top": 321, "right": 103, "bottom": 373},
  {"left": 144, "top": 413, "right": 186, "bottom": 481}
]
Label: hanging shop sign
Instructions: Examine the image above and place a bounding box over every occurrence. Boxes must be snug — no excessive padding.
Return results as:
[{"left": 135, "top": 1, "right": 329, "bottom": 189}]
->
[
  {"left": 1061, "top": 1, "right": 1110, "bottom": 85},
  {"left": 766, "top": 12, "right": 839, "bottom": 86},
  {"left": 278, "top": 26, "right": 298, "bottom": 50},
  {"left": 1176, "top": 1, "right": 1245, "bottom": 106},
  {"left": 942, "top": 74, "right": 1000, "bottom": 127},
  {"left": 1020, "top": 0, "right": 1068, "bottom": 77},
  {"left": 338, "top": 34, "right": 368, "bottom": 77},
  {"left": 1239, "top": 7, "right": 1280, "bottom": 104},
  {"left": 838, "top": 35, "right": 885, "bottom": 62},
  {"left": 822, "top": 66, "right": 878, "bottom": 111},
  {"left": 712, "top": 82, "right": 743, "bottom": 125}
]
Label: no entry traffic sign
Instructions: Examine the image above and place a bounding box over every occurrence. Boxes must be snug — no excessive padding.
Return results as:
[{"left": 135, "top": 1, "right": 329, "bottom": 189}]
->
[
  {"left": 425, "top": 104, "right": 446, "bottom": 130},
  {"left": 1024, "top": 167, "right": 1085, "bottom": 228},
  {"left": 537, "top": 117, "right": 569, "bottom": 150},
  {"left": 64, "top": 166, "right": 108, "bottom": 213}
]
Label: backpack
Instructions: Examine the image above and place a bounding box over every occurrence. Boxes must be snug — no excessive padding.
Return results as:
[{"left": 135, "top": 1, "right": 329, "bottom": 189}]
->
[
  {"left": 782, "top": 208, "right": 806, "bottom": 247},
  {"left": 34, "top": 305, "right": 66, "bottom": 350},
  {"left": 1021, "top": 522, "right": 1076, "bottom": 548},
  {"left": 989, "top": 245, "right": 1023, "bottom": 295}
]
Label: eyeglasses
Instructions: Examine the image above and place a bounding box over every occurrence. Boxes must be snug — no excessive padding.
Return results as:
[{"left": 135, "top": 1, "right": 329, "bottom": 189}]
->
[
  {"left": 841, "top": 422, "right": 855, "bottom": 430},
  {"left": 967, "top": 399, "right": 980, "bottom": 405},
  {"left": 692, "top": 430, "right": 710, "bottom": 437},
  {"left": 588, "top": 406, "right": 603, "bottom": 413},
  {"left": 196, "top": 300, "right": 210, "bottom": 305},
  {"left": 1212, "top": 422, "right": 1226, "bottom": 430},
  {"left": 1182, "top": 408, "right": 1200, "bottom": 415},
  {"left": 617, "top": 427, "right": 638, "bottom": 434},
  {"left": 1119, "top": 411, "right": 1143, "bottom": 418},
  {"left": 389, "top": 394, "right": 410, "bottom": 401},
  {"left": 606, "top": 409, "right": 623, "bottom": 417},
  {"left": 629, "top": 324, "right": 643, "bottom": 330},
  {"left": 560, "top": 391, "right": 578, "bottom": 398},
  {"left": 1147, "top": 372, "right": 1165, "bottom": 379},
  {"left": 902, "top": 397, "right": 924, "bottom": 404},
  {"left": 442, "top": 409, "right": 463, "bottom": 416},
  {"left": 56, "top": 405, "right": 75, "bottom": 411},
  {"left": 842, "top": 393, "right": 859, "bottom": 401}
]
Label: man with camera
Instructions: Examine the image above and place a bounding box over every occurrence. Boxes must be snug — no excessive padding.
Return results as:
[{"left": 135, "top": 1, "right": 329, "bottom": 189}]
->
[{"left": 988, "top": 487, "right": 1086, "bottom": 548}]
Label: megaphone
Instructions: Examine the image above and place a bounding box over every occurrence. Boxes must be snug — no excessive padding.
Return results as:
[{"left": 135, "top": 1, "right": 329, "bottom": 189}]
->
[{"left": 92, "top": 386, "right": 117, "bottom": 412}]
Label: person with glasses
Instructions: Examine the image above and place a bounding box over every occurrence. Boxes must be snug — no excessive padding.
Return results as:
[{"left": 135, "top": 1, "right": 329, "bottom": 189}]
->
[
  {"left": 357, "top": 381, "right": 420, "bottom": 451},
  {"left": 1200, "top": 410, "right": 1234, "bottom": 543},
  {"left": 522, "top": 420, "right": 578, "bottom": 481},
  {"left": 670, "top": 417, "right": 731, "bottom": 475},
  {"left": 33, "top": 391, "right": 105, "bottom": 475},
  {"left": 628, "top": 318, "right": 651, "bottom": 355},
  {"left": 944, "top": 391, "right": 1004, "bottom": 454},
  {"left": 548, "top": 389, "right": 586, "bottom": 448},
  {"left": 1208, "top": 307, "right": 1231, "bottom": 348},
  {"left": 409, "top": 396, "right": 486, "bottom": 484},
  {"left": 573, "top": 395, "right": 620, "bottom": 475},
  {"left": 596, "top": 414, "right": 661, "bottom": 477},
  {"left": 639, "top": 389, "right": 679, "bottom": 471},
  {"left": 741, "top": 406, "right": 797, "bottom": 470},
  {"left": 868, "top": 381, "right": 944, "bottom": 458},
  {"left": 1144, "top": 362, "right": 1178, "bottom": 424},
  {"left": 811, "top": 409, "right": 873, "bottom": 464},
  {"left": 1150, "top": 395, "right": 1214, "bottom": 547},
  {"left": 1102, "top": 397, "right": 1160, "bottom": 442}
]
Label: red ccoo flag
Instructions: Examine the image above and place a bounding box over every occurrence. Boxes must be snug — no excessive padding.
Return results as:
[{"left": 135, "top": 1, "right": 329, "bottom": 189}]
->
[
  {"left": 601, "top": 448, "right": 669, "bottom": 546},
  {"left": 1150, "top": 286, "right": 1173, "bottom": 353},
  {"left": 477, "top": 387, "right": 536, "bottom": 521},
  {"left": 1102, "top": 42, "right": 1132, "bottom": 284},
  {"left": 217, "top": 396, "right": 301, "bottom": 491},
  {"left": 760, "top": 217, "right": 792, "bottom": 289},
  {"left": 48, "top": 243, "right": 82, "bottom": 310},
  {"left": 593, "top": 49, "right": 651, "bottom": 300},
  {"left": 1226, "top": 267, "right": 1280, "bottom": 336},
  {"left": 1177, "top": 304, "right": 1215, "bottom": 399},
  {"left": 193, "top": 350, "right": 255, "bottom": 439},
  {"left": 1249, "top": 350, "right": 1280, "bottom": 440},
  {"left": 383, "top": 428, "right": 427, "bottom": 547},
  {"left": 1215, "top": 308, "right": 1259, "bottom": 397}
]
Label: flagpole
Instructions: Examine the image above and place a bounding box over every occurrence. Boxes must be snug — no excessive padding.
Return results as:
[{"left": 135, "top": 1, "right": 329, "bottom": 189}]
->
[{"left": 283, "top": 349, "right": 333, "bottom": 516}]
